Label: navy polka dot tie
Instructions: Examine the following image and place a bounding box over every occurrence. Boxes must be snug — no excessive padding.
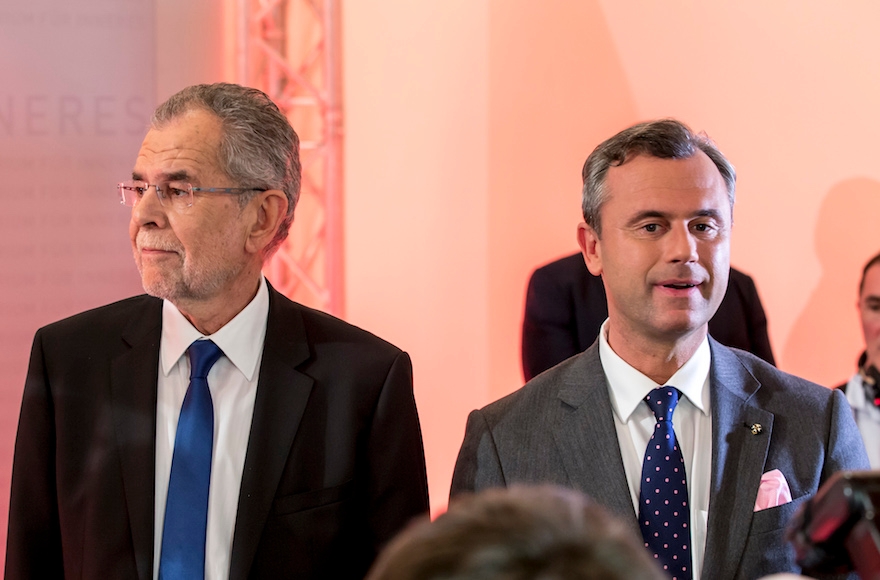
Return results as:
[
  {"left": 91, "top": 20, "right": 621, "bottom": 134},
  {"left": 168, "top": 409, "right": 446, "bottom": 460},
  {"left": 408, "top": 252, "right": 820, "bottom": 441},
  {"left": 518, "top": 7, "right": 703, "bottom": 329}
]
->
[{"left": 639, "top": 387, "right": 692, "bottom": 580}]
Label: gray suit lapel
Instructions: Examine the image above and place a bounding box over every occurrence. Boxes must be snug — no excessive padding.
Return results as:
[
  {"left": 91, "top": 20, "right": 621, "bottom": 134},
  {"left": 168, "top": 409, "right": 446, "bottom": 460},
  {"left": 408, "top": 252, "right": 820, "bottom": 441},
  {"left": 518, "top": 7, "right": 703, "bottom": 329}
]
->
[
  {"left": 552, "top": 344, "right": 639, "bottom": 532},
  {"left": 111, "top": 299, "right": 162, "bottom": 580},
  {"left": 228, "top": 288, "right": 313, "bottom": 580},
  {"left": 702, "top": 340, "right": 773, "bottom": 580}
]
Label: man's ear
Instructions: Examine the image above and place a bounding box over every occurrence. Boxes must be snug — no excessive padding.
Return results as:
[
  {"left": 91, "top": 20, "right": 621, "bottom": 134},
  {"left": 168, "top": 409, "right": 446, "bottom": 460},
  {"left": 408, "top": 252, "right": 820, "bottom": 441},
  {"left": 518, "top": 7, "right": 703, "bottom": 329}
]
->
[
  {"left": 577, "top": 221, "right": 603, "bottom": 276},
  {"left": 245, "top": 189, "right": 288, "bottom": 256}
]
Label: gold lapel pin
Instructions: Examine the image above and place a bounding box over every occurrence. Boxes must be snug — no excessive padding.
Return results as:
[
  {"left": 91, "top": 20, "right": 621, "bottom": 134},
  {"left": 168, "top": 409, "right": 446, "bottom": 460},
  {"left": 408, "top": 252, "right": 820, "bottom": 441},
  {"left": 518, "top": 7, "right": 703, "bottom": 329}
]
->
[{"left": 750, "top": 423, "right": 763, "bottom": 435}]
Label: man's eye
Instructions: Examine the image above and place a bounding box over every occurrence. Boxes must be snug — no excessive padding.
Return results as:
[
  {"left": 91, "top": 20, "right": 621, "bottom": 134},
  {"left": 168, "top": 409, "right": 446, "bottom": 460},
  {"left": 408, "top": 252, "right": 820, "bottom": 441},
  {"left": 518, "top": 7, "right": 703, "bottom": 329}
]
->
[
  {"left": 162, "top": 183, "right": 191, "bottom": 198},
  {"left": 644, "top": 224, "right": 658, "bottom": 232},
  {"left": 131, "top": 186, "right": 147, "bottom": 197}
]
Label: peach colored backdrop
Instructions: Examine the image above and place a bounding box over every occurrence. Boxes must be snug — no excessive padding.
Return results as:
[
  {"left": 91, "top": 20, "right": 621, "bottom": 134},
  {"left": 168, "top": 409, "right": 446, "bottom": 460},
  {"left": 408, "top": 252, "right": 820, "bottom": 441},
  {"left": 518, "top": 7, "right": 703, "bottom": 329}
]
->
[
  {"left": 341, "top": 0, "right": 880, "bottom": 513},
  {"left": 3, "top": 2, "right": 880, "bottom": 563}
]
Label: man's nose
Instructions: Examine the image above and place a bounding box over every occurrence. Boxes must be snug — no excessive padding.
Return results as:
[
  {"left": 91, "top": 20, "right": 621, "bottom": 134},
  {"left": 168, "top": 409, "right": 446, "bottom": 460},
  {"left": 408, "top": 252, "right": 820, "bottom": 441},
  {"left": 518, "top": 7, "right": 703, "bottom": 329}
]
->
[
  {"left": 666, "top": 224, "right": 698, "bottom": 263},
  {"left": 131, "top": 185, "right": 168, "bottom": 227}
]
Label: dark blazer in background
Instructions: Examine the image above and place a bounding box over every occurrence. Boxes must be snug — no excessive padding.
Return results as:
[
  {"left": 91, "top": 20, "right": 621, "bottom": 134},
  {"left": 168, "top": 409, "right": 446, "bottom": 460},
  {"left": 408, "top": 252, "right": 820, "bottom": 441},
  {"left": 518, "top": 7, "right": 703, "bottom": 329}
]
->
[
  {"left": 6, "top": 285, "right": 429, "bottom": 580},
  {"left": 522, "top": 252, "right": 775, "bottom": 381},
  {"left": 451, "top": 339, "right": 868, "bottom": 580}
]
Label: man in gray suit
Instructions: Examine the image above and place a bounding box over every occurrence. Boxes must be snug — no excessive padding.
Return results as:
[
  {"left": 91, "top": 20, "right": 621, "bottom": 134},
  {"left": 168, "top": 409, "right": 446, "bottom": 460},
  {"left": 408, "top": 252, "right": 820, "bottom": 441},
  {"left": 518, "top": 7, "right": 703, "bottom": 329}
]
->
[{"left": 450, "top": 119, "right": 868, "bottom": 580}]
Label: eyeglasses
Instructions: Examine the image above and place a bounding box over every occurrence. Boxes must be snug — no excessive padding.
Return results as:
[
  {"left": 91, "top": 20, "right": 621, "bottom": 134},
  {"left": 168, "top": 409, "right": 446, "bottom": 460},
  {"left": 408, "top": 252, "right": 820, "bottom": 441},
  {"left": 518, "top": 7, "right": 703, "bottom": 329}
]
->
[{"left": 117, "top": 180, "right": 267, "bottom": 212}]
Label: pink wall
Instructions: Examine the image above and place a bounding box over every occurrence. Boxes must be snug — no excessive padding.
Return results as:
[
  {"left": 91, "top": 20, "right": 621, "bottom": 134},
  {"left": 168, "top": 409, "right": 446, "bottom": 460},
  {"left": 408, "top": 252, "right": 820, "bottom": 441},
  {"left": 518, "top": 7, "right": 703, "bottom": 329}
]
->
[
  {"left": 486, "top": 1, "right": 638, "bottom": 402},
  {"left": 345, "top": 1, "right": 880, "bottom": 509},
  {"left": 343, "top": 0, "right": 490, "bottom": 516},
  {"left": 0, "top": 1, "right": 157, "bottom": 563},
  {"left": 4, "top": 0, "right": 880, "bottom": 553}
]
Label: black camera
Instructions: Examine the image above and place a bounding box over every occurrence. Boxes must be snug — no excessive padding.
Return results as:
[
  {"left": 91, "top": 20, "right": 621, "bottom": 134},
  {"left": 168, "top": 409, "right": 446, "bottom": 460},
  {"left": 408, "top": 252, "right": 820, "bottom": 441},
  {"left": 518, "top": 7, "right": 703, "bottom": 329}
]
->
[{"left": 787, "top": 470, "right": 880, "bottom": 578}]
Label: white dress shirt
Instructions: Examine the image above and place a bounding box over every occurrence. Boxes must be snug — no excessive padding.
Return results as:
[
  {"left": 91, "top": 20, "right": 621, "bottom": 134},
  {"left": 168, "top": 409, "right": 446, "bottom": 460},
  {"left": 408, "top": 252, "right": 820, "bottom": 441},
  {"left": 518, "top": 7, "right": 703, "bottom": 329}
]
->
[
  {"left": 844, "top": 372, "right": 880, "bottom": 469},
  {"left": 598, "top": 320, "right": 712, "bottom": 580},
  {"left": 153, "top": 277, "right": 269, "bottom": 580}
]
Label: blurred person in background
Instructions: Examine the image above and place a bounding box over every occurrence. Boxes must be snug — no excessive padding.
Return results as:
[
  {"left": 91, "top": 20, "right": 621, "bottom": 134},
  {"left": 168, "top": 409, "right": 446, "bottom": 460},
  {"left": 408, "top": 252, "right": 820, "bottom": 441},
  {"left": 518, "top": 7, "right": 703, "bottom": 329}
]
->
[
  {"left": 522, "top": 253, "right": 775, "bottom": 381},
  {"left": 367, "top": 485, "right": 667, "bottom": 580},
  {"left": 836, "top": 251, "right": 880, "bottom": 468}
]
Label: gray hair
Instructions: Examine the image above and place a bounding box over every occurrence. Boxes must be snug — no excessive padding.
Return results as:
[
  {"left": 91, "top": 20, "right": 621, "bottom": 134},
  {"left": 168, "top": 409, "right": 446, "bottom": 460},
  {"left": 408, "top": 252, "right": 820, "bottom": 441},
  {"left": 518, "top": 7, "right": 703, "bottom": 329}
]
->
[
  {"left": 581, "top": 119, "right": 735, "bottom": 236},
  {"left": 152, "top": 83, "right": 301, "bottom": 257}
]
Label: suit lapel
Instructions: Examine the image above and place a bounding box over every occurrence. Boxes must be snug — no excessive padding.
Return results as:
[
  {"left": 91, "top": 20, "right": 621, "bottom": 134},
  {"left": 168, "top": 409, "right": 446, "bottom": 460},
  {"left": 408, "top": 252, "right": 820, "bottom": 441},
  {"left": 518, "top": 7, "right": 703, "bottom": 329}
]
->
[
  {"left": 111, "top": 298, "right": 163, "bottom": 580},
  {"left": 702, "top": 340, "right": 773, "bottom": 580},
  {"left": 228, "top": 287, "right": 313, "bottom": 580},
  {"left": 552, "top": 345, "right": 640, "bottom": 533}
]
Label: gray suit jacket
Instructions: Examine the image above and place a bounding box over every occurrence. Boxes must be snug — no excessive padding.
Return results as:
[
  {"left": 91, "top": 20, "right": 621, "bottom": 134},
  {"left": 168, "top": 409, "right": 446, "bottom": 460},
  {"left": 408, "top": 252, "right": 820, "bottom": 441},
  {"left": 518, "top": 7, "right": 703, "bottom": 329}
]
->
[{"left": 450, "top": 339, "right": 869, "bottom": 580}]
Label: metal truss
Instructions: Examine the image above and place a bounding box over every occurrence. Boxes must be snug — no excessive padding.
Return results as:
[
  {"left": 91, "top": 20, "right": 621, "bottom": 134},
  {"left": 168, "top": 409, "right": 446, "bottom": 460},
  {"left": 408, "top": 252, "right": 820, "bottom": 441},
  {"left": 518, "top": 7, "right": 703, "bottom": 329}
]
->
[{"left": 236, "top": 0, "right": 344, "bottom": 316}]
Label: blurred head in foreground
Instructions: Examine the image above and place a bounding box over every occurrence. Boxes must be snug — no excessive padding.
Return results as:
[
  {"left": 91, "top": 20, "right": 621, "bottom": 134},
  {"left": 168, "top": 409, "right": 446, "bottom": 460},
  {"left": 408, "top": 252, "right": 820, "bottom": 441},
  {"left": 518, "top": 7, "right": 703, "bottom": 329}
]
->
[{"left": 367, "top": 485, "right": 666, "bottom": 580}]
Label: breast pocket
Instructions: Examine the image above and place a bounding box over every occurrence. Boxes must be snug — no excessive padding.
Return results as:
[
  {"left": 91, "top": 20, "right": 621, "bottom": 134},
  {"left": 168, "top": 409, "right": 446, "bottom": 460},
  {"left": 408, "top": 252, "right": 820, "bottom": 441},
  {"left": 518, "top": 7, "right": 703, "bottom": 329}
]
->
[
  {"left": 749, "top": 494, "right": 808, "bottom": 536},
  {"left": 254, "top": 480, "right": 359, "bottom": 578},
  {"left": 271, "top": 480, "right": 354, "bottom": 516}
]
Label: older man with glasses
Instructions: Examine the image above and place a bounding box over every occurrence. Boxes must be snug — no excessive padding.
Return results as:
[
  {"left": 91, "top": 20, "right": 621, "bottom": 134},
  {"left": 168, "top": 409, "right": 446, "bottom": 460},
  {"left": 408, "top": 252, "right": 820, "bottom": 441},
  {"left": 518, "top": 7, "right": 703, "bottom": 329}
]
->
[{"left": 6, "top": 83, "right": 429, "bottom": 580}]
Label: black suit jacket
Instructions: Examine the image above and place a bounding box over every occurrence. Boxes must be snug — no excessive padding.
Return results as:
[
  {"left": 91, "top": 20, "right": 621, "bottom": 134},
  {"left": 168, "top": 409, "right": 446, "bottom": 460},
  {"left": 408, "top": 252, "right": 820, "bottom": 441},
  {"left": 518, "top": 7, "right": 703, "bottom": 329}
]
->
[
  {"left": 6, "top": 286, "right": 429, "bottom": 579},
  {"left": 522, "top": 252, "right": 775, "bottom": 380}
]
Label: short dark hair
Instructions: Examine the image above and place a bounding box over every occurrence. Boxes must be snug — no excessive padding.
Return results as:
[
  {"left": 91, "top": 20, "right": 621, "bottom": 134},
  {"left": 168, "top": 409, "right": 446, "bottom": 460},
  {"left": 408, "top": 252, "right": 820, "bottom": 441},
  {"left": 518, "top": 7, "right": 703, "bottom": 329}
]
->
[
  {"left": 860, "top": 251, "right": 880, "bottom": 295},
  {"left": 152, "top": 83, "right": 301, "bottom": 257},
  {"left": 581, "top": 118, "right": 736, "bottom": 236},
  {"left": 366, "top": 485, "right": 666, "bottom": 580}
]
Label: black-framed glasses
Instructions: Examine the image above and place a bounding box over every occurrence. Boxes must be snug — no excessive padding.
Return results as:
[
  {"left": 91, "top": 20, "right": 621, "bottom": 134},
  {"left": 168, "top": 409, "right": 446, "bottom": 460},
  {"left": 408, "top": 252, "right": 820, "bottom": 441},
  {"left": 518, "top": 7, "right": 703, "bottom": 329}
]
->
[{"left": 117, "top": 180, "right": 268, "bottom": 212}]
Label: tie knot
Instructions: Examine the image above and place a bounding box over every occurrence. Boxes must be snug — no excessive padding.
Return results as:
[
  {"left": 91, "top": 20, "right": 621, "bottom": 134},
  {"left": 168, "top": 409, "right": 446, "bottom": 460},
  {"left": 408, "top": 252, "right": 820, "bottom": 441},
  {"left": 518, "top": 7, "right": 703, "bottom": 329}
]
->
[
  {"left": 188, "top": 340, "right": 223, "bottom": 380},
  {"left": 645, "top": 387, "right": 680, "bottom": 422}
]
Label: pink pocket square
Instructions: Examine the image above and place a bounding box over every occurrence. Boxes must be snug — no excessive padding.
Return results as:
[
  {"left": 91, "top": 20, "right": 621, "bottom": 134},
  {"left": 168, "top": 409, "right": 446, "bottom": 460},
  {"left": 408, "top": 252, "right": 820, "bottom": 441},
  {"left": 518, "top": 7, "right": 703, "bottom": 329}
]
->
[{"left": 754, "top": 469, "right": 793, "bottom": 511}]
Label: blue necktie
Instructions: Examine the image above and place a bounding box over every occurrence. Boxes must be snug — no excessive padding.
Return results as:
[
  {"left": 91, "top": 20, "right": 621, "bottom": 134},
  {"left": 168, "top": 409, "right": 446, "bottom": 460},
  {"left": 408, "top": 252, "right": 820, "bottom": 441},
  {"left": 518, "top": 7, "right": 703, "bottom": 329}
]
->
[
  {"left": 159, "top": 340, "right": 223, "bottom": 580},
  {"left": 638, "top": 387, "right": 692, "bottom": 580}
]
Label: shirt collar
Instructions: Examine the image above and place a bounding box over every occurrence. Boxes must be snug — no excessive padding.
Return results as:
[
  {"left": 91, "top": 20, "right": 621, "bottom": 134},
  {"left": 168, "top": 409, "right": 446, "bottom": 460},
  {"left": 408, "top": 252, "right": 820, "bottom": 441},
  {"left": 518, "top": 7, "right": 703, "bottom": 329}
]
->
[
  {"left": 846, "top": 373, "right": 867, "bottom": 410},
  {"left": 598, "top": 319, "right": 711, "bottom": 422},
  {"left": 160, "top": 276, "right": 270, "bottom": 381}
]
